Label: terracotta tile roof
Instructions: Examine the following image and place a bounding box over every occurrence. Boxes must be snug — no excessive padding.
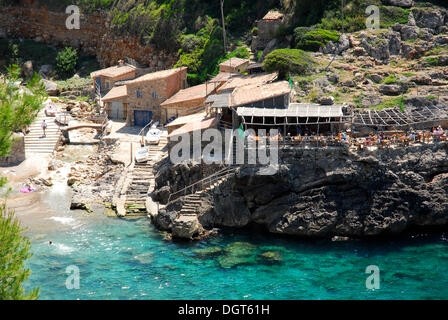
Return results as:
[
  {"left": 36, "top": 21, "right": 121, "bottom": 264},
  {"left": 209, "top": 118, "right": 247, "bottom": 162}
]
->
[
  {"left": 217, "top": 72, "right": 278, "bottom": 93},
  {"left": 166, "top": 112, "right": 208, "bottom": 127},
  {"left": 168, "top": 116, "right": 219, "bottom": 137},
  {"left": 102, "top": 85, "right": 128, "bottom": 102},
  {"left": 126, "top": 67, "right": 187, "bottom": 85},
  {"left": 90, "top": 64, "right": 136, "bottom": 79},
  {"left": 231, "top": 81, "right": 290, "bottom": 107},
  {"left": 209, "top": 72, "right": 237, "bottom": 83},
  {"left": 161, "top": 83, "right": 215, "bottom": 107},
  {"left": 219, "top": 57, "right": 250, "bottom": 69},
  {"left": 263, "top": 10, "right": 284, "bottom": 20}
]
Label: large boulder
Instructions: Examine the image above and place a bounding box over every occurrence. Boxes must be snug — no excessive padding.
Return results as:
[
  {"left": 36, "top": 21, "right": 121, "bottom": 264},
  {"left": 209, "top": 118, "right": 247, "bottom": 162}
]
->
[
  {"left": 413, "top": 8, "right": 445, "bottom": 31},
  {"left": 172, "top": 215, "right": 203, "bottom": 239},
  {"left": 153, "top": 185, "right": 171, "bottom": 203},
  {"left": 322, "top": 34, "right": 351, "bottom": 55},
  {"left": 41, "top": 79, "right": 59, "bottom": 96},
  {"left": 23, "top": 61, "right": 33, "bottom": 79},
  {"left": 400, "top": 25, "right": 419, "bottom": 41},
  {"left": 38, "top": 64, "right": 55, "bottom": 78},
  {"left": 318, "top": 96, "right": 335, "bottom": 106},
  {"left": 388, "top": 31, "right": 402, "bottom": 55},
  {"left": 379, "top": 84, "right": 402, "bottom": 96},
  {"left": 381, "top": 0, "right": 414, "bottom": 8},
  {"left": 361, "top": 37, "right": 390, "bottom": 61},
  {"left": 434, "top": 35, "right": 448, "bottom": 46}
]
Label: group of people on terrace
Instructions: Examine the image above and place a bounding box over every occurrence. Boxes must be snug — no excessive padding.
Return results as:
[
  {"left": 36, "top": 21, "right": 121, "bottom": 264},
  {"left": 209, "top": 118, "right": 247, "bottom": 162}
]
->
[{"left": 242, "top": 125, "right": 448, "bottom": 149}]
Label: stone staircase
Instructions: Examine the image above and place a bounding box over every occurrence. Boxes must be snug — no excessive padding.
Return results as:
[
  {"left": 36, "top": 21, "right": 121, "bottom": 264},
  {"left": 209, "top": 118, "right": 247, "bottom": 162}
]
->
[
  {"left": 124, "top": 162, "right": 155, "bottom": 217},
  {"left": 168, "top": 167, "right": 236, "bottom": 222},
  {"left": 117, "top": 128, "right": 168, "bottom": 218},
  {"left": 179, "top": 193, "right": 203, "bottom": 216},
  {"left": 24, "top": 111, "right": 61, "bottom": 155},
  {"left": 177, "top": 174, "right": 229, "bottom": 217}
]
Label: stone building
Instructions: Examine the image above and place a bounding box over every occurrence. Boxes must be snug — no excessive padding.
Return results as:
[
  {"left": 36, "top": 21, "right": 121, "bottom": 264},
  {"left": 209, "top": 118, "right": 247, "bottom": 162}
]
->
[
  {"left": 122, "top": 67, "right": 187, "bottom": 126},
  {"left": 160, "top": 82, "right": 217, "bottom": 123},
  {"left": 90, "top": 61, "right": 137, "bottom": 96},
  {"left": 101, "top": 85, "right": 129, "bottom": 120},
  {"left": 252, "top": 10, "right": 284, "bottom": 51},
  {"left": 219, "top": 58, "right": 250, "bottom": 74}
]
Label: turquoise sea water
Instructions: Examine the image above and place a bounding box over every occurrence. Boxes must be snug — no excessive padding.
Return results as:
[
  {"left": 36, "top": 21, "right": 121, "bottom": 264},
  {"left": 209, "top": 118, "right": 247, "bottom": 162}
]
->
[{"left": 24, "top": 212, "right": 448, "bottom": 300}]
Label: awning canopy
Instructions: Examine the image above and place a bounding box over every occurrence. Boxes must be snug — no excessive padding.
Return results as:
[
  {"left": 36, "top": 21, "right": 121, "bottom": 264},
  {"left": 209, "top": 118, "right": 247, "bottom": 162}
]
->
[
  {"left": 237, "top": 103, "right": 346, "bottom": 125},
  {"left": 237, "top": 103, "right": 344, "bottom": 118}
]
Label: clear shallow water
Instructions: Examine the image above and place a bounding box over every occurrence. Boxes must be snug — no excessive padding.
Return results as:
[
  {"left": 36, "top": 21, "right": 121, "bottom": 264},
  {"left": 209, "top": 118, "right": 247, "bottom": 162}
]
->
[{"left": 23, "top": 213, "right": 448, "bottom": 300}]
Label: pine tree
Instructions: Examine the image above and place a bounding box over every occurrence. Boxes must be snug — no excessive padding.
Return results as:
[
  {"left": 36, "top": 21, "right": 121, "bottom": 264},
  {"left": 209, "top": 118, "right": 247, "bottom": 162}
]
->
[
  {"left": 0, "top": 204, "right": 39, "bottom": 300},
  {"left": 0, "top": 65, "right": 43, "bottom": 300},
  {"left": 0, "top": 64, "right": 45, "bottom": 157}
]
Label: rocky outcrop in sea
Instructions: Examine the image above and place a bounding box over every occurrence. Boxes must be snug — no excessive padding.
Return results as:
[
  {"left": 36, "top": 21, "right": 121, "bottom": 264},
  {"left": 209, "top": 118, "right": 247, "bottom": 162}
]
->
[{"left": 154, "top": 143, "right": 448, "bottom": 239}]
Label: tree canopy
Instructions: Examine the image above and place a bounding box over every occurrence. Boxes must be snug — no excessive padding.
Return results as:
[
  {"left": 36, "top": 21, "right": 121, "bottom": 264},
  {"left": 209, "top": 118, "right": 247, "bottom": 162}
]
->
[
  {"left": 0, "top": 65, "right": 46, "bottom": 157},
  {"left": 0, "top": 65, "right": 43, "bottom": 300}
]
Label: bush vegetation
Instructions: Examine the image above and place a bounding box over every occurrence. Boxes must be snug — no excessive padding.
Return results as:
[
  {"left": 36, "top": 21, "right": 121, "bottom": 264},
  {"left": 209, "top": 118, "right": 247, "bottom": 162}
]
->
[
  {"left": 294, "top": 27, "right": 340, "bottom": 51},
  {"left": 56, "top": 47, "right": 78, "bottom": 78},
  {"left": 262, "top": 49, "right": 316, "bottom": 79},
  {"left": 376, "top": 96, "right": 406, "bottom": 110},
  {"left": 383, "top": 74, "right": 398, "bottom": 84}
]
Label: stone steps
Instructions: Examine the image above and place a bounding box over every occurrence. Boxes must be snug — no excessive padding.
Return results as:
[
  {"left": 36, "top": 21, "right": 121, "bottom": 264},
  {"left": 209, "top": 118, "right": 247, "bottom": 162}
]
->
[
  {"left": 25, "top": 110, "right": 61, "bottom": 155},
  {"left": 118, "top": 135, "right": 167, "bottom": 217}
]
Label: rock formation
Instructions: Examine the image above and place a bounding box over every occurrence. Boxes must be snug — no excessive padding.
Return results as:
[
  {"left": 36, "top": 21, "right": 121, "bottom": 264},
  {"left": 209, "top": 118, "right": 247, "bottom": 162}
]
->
[{"left": 155, "top": 143, "right": 448, "bottom": 239}]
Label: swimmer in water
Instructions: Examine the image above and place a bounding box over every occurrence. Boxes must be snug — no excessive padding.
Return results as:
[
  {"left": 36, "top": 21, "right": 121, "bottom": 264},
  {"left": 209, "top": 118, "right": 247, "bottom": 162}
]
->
[{"left": 49, "top": 241, "right": 53, "bottom": 246}]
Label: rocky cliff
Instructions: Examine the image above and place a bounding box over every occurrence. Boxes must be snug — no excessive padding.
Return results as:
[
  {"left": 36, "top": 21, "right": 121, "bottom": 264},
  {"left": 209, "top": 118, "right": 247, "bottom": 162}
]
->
[
  {"left": 154, "top": 143, "right": 448, "bottom": 238},
  {"left": 0, "top": 5, "right": 177, "bottom": 69}
]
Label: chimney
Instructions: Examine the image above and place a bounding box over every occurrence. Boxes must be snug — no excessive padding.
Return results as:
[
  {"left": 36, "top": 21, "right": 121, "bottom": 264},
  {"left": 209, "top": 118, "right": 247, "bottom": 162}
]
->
[{"left": 118, "top": 59, "right": 124, "bottom": 66}]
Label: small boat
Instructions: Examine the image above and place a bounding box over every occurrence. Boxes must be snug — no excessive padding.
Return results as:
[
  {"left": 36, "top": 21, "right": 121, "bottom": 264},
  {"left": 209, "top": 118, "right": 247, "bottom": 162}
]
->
[
  {"left": 145, "top": 126, "right": 161, "bottom": 145},
  {"left": 135, "top": 147, "right": 150, "bottom": 163},
  {"left": 44, "top": 100, "right": 58, "bottom": 117}
]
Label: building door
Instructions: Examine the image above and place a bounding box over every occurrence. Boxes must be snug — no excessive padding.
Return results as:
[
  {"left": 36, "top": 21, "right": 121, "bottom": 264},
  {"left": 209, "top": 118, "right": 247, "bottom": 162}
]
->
[
  {"left": 134, "top": 110, "right": 153, "bottom": 127},
  {"left": 95, "top": 78, "right": 101, "bottom": 94},
  {"left": 110, "top": 102, "right": 125, "bottom": 120}
]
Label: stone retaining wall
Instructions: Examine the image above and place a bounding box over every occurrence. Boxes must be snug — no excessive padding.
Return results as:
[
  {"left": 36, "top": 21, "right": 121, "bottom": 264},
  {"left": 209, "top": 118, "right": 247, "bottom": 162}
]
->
[
  {"left": 0, "top": 3, "right": 177, "bottom": 69},
  {"left": 0, "top": 134, "right": 25, "bottom": 166}
]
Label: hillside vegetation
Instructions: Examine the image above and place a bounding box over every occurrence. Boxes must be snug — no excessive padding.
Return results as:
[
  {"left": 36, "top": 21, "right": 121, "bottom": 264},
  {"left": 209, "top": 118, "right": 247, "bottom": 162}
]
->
[{"left": 1, "top": 0, "right": 448, "bottom": 108}]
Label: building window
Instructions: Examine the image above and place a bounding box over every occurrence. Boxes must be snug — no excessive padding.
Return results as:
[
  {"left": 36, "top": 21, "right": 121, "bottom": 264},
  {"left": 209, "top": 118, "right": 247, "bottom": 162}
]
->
[
  {"left": 106, "top": 81, "right": 110, "bottom": 89},
  {"left": 137, "top": 89, "right": 142, "bottom": 98},
  {"left": 152, "top": 91, "right": 157, "bottom": 99}
]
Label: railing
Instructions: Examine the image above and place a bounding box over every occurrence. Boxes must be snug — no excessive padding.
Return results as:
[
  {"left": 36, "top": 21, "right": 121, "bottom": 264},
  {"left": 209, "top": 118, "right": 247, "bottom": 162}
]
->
[
  {"left": 218, "top": 120, "right": 233, "bottom": 130},
  {"left": 138, "top": 120, "right": 154, "bottom": 144},
  {"left": 167, "top": 166, "right": 236, "bottom": 204},
  {"left": 100, "top": 114, "right": 109, "bottom": 138}
]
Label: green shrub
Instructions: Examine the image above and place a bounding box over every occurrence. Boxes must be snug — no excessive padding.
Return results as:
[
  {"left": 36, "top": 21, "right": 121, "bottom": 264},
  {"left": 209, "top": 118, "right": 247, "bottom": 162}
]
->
[
  {"left": 383, "top": 74, "right": 398, "bottom": 84},
  {"left": 294, "top": 27, "right": 340, "bottom": 51},
  {"left": 262, "top": 49, "right": 316, "bottom": 79},
  {"left": 379, "top": 5, "right": 410, "bottom": 28},
  {"left": 56, "top": 47, "right": 78, "bottom": 78},
  {"left": 376, "top": 96, "right": 406, "bottom": 110}
]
